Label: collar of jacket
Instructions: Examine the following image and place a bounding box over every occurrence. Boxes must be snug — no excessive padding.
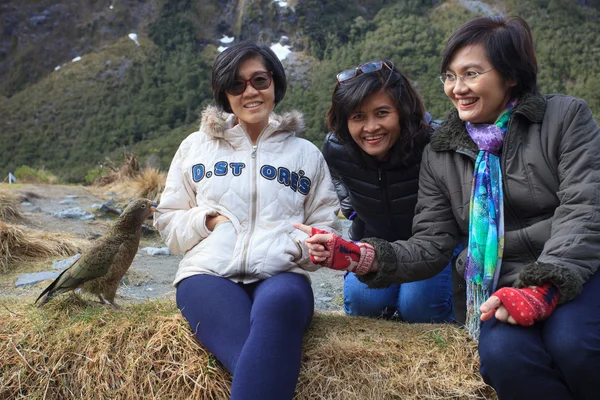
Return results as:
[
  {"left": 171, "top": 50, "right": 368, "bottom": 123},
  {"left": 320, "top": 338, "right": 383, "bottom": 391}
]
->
[
  {"left": 430, "top": 92, "right": 547, "bottom": 154},
  {"left": 199, "top": 105, "right": 305, "bottom": 141}
]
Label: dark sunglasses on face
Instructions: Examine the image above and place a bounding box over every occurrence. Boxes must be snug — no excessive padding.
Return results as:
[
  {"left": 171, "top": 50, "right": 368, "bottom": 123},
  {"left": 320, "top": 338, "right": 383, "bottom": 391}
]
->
[
  {"left": 336, "top": 60, "right": 393, "bottom": 84},
  {"left": 228, "top": 71, "right": 273, "bottom": 96}
]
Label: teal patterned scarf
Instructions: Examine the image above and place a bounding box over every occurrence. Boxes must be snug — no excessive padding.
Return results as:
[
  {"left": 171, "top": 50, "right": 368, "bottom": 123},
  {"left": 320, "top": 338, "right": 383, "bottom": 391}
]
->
[{"left": 464, "top": 99, "right": 517, "bottom": 339}]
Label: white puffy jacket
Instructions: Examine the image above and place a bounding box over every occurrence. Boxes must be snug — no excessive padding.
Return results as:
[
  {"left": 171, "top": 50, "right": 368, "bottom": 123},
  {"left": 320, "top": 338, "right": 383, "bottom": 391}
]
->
[{"left": 154, "top": 106, "right": 341, "bottom": 285}]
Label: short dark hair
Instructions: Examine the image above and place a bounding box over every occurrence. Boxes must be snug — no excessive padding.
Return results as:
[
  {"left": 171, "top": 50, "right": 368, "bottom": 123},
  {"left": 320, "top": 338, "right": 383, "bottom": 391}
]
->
[
  {"left": 212, "top": 41, "right": 287, "bottom": 113},
  {"left": 440, "top": 16, "right": 538, "bottom": 98},
  {"left": 326, "top": 60, "right": 429, "bottom": 165}
]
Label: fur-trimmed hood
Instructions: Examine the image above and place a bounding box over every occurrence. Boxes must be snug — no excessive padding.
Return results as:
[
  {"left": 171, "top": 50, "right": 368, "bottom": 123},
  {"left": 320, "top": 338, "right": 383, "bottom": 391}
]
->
[
  {"left": 199, "top": 105, "right": 305, "bottom": 140},
  {"left": 430, "top": 92, "right": 547, "bottom": 154}
]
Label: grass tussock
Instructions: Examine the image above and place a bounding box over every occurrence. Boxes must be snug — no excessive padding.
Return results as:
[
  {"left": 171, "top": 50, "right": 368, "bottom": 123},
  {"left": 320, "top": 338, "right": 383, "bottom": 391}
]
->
[
  {"left": 0, "top": 190, "right": 24, "bottom": 223},
  {"left": 94, "top": 152, "right": 140, "bottom": 187},
  {"left": 92, "top": 153, "right": 166, "bottom": 202},
  {"left": 0, "top": 298, "right": 495, "bottom": 399},
  {"left": 14, "top": 166, "right": 59, "bottom": 184},
  {"left": 0, "top": 222, "right": 89, "bottom": 273},
  {"left": 132, "top": 167, "right": 166, "bottom": 202}
]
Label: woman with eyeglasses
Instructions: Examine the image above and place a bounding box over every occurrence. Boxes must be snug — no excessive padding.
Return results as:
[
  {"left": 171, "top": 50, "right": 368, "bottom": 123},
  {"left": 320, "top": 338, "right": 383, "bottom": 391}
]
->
[
  {"left": 296, "top": 16, "right": 600, "bottom": 399},
  {"left": 154, "top": 41, "right": 340, "bottom": 400},
  {"left": 321, "top": 60, "right": 459, "bottom": 323}
]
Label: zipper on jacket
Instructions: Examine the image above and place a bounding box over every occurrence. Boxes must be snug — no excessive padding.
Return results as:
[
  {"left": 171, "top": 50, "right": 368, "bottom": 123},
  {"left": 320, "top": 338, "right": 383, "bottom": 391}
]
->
[
  {"left": 501, "top": 118, "right": 538, "bottom": 262},
  {"left": 240, "top": 142, "right": 261, "bottom": 279}
]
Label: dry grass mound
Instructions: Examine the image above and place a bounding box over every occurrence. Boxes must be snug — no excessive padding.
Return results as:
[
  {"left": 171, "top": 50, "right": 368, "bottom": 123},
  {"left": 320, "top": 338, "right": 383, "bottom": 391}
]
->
[
  {"left": 0, "top": 222, "right": 89, "bottom": 273},
  {"left": 0, "top": 298, "right": 496, "bottom": 399},
  {"left": 92, "top": 153, "right": 166, "bottom": 202},
  {"left": 132, "top": 167, "right": 166, "bottom": 201},
  {"left": 105, "top": 167, "right": 166, "bottom": 202},
  {"left": 0, "top": 190, "right": 23, "bottom": 223},
  {"left": 95, "top": 152, "right": 140, "bottom": 187}
]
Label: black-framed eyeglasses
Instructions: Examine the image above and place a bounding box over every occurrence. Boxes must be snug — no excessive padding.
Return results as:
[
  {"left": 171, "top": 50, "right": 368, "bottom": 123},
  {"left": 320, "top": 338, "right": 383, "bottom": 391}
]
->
[
  {"left": 438, "top": 69, "right": 495, "bottom": 85},
  {"left": 228, "top": 71, "right": 273, "bottom": 96},
  {"left": 336, "top": 60, "right": 393, "bottom": 84}
]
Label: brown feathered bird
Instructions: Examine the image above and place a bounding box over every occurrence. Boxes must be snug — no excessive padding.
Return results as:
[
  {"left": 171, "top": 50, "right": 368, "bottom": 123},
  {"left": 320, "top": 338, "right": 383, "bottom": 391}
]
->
[{"left": 35, "top": 198, "right": 156, "bottom": 308}]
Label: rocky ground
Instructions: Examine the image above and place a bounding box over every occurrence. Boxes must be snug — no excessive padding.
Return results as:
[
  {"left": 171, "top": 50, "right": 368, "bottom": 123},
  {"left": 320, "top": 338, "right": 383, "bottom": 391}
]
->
[{"left": 3, "top": 184, "right": 347, "bottom": 312}]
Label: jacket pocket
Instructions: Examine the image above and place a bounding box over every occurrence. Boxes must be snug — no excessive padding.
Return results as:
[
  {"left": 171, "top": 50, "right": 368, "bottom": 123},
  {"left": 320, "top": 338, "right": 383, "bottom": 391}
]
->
[{"left": 185, "top": 220, "right": 237, "bottom": 275}]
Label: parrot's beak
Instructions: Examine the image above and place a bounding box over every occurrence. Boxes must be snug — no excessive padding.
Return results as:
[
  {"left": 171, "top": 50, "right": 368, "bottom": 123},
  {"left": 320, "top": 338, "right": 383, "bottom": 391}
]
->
[{"left": 150, "top": 201, "right": 158, "bottom": 213}]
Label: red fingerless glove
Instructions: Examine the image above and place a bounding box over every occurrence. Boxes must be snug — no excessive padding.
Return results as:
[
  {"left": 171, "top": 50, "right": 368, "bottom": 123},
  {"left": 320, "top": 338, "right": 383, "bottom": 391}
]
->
[
  {"left": 310, "top": 228, "right": 375, "bottom": 275},
  {"left": 493, "top": 284, "right": 559, "bottom": 326}
]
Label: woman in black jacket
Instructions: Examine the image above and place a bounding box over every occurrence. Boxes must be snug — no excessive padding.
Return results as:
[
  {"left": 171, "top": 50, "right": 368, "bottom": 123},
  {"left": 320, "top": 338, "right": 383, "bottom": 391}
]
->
[{"left": 321, "top": 60, "right": 459, "bottom": 323}]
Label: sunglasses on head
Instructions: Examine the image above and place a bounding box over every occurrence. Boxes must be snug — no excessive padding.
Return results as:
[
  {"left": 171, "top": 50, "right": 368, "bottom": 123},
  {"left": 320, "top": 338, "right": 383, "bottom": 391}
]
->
[
  {"left": 228, "top": 71, "right": 273, "bottom": 96},
  {"left": 336, "top": 60, "right": 393, "bottom": 84}
]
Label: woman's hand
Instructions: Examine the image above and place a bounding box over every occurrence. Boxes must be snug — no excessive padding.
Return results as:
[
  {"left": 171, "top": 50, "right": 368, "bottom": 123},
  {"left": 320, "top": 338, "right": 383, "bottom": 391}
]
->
[
  {"left": 206, "top": 214, "right": 230, "bottom": 231},
  {"left": 480, "top": 296, "right": 518, "bottom": 324},
  {"left": 293, "top": 223, "right": 332, "bottom": 263},
  {"left": 293, "top": 222, "right": 376, "bottom": 275},
  {"left": 480, "top": 284, "right": 559, "bottom": 326}
]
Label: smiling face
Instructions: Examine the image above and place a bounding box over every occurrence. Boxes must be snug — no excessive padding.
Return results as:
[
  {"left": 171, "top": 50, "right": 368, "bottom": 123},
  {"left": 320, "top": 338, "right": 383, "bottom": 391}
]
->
[
  {"left": 226, "top": 57, "right": 275, "bottom": 141},
  {"left": 444, "top": 44, "right": 516, "bottom": 124},
  {"left": 347, "top": 90, "right": 401, "bottom": 161}
]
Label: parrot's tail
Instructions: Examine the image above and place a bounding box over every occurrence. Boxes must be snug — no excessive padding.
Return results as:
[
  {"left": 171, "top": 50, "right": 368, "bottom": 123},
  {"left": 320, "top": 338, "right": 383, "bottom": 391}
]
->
[{"left": 34, "top": 290, "right": 52, "bottom": 307}]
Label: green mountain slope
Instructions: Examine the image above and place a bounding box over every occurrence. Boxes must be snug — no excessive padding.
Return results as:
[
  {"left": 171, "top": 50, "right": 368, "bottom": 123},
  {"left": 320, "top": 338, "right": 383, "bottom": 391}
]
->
[{"left": 1, "top": 0, "right": 599, "bottom": 182}]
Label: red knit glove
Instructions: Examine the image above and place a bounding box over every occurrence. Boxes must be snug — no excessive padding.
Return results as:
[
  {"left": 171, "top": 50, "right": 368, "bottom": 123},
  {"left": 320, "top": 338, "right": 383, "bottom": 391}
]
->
[
  {"left": 493, "top": 284, "right": 559, "bottom": 326},
  {"left": 310, "top": 228, "right": 375, "bottom": 275}
]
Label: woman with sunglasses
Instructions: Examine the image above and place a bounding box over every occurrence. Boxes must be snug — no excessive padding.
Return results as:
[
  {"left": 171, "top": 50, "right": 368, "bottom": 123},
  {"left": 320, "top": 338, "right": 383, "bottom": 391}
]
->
[
  {"left": 297, "top": 16, "right": 600, "bottom": 399},
  {"left": 321, "top": 60, "right": 460, "bottom": 323},
  {"left": 154, "top": 41, "right": 340, "bottom": 400}
]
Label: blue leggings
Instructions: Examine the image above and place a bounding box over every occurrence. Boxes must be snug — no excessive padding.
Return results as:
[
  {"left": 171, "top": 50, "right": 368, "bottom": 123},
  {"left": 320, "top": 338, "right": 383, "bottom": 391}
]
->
[
  {"left": 479, "top": 271, "right": 600, "bottom": 400},
  {"left": 176, "top": 272, "right": 314, "bottom": 400}
]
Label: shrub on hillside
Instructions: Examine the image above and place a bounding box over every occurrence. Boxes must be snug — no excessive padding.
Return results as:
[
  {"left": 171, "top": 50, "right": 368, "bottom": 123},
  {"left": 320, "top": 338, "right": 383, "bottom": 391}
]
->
[
  {"left": 84, "top": 166, "right": 111, "bottom": 185},
  {"left": 14, "top": 165, "right": 59, "bottom": 184}
]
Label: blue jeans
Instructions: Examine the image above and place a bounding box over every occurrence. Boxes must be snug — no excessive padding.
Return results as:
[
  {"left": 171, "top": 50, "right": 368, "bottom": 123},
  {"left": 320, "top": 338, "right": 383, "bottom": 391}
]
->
[
  {"left": 343, "top": 261, "right": 455, "bottom": 323},
  {"left": 176, "top": 272, "right": 314, "bottom": 400},
  {"left": 478, "top": 270, "right": 600, "bottom": 400}
]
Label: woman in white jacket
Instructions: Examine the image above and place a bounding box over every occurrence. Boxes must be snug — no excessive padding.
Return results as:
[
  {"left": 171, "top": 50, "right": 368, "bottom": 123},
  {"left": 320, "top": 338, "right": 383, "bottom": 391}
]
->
[{"left": 154, "top": 41, "right": 340, "bottom": 400}]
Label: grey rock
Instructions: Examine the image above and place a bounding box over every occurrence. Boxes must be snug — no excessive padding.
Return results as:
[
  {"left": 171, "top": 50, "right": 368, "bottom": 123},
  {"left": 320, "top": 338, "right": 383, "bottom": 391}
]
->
[
  {"left": 54, "top": 207, "right": 94, "bottom": 219},
  {"left": 15, "top": 271, "right": 59, "bottom": 287},
  {"left": 51, "top": 254, "right": 81, "bottom": 270},
  {"left": 317, "top": 296, "right": 333, "bottom": 302},
  {"left": 59, "top": 199, "right": 77, "bottom": 205},
  {"left": 21, "top": 201, "right": 33, "bottom": 206},
  {"left": 54, "top": 207, "right": 89, "bottom": 219},
  {"left": 97, "top": 203, "right": 121, "bottom": 216},
  {"left": 141, "top": 224, "right": 156, "bottom": 236},
  {"left": 141, "top": 247, "right": 171, "bottom": 256}
]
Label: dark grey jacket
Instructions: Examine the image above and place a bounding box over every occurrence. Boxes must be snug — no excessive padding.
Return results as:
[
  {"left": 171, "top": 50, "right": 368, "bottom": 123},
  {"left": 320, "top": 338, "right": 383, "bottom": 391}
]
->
[{"left": 359, "top": 93, "right": 600, "bottom": 306}]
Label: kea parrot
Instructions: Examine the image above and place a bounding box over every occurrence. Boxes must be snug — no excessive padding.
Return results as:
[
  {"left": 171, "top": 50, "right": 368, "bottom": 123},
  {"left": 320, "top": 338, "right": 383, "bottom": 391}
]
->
[{"left": 35, "top": 198, "right": 156, "bottom": 308}]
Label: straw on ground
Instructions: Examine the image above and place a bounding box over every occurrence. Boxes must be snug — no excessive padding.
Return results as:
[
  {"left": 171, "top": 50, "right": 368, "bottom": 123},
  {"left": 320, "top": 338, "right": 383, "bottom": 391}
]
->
[
  {"left": 0, "top": 221, "right": 89, "bottom": 274},
  {"left": 0, "top": 190, "right": 24, "bottom": 223},
  {"left": 0, "top": 297, "right": 496, "bottom": 399}
]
